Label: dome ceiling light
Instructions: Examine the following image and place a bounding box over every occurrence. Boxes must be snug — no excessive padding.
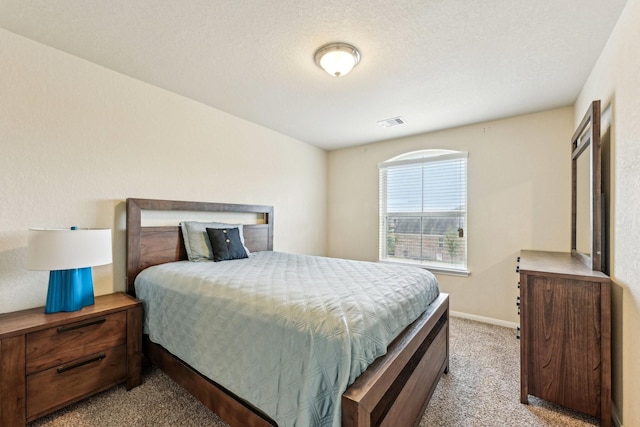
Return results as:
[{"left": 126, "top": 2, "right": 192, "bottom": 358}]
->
[{"left": 314, "top": 42, "right": 361, "bottom": 77}]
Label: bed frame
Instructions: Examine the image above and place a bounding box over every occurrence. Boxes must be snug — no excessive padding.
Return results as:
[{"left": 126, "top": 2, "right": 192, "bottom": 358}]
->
[{"left": 126, "top": 198, "right": 449, "bottom": 427}]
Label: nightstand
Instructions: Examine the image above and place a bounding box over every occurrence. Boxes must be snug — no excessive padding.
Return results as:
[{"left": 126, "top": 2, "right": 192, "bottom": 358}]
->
[{"left": 0, "top": 292, "right": 142, "bottom": 426}]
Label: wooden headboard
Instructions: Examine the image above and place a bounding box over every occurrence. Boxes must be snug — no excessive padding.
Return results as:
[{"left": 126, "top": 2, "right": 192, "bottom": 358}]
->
[{"left": 126, "top": 198, "right": 273, "bottom": 296}]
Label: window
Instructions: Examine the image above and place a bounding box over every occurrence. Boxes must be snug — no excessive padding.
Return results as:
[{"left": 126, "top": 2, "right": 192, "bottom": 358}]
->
[{"left": 379, "top": 150, "right": 468, "bottom": 274}]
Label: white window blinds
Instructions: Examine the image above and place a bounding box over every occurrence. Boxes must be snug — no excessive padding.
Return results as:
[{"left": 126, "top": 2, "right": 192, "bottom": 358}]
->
[{"left": 379, "top": 150, "right": 468, "bottom": 273}]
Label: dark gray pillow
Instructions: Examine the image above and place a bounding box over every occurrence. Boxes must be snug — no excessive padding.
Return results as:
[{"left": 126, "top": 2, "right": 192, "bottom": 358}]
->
[{"left": 206, "top": 227, "right": 249, "bottom": 262}]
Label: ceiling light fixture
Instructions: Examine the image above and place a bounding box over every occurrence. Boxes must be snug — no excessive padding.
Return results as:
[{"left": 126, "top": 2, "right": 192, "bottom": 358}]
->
[{"left": 314, "top": 42, "right": 361, "bottom": 77}]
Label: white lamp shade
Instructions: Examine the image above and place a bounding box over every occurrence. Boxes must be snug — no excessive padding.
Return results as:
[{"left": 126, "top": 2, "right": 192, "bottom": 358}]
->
[
  {"left": 314, "top": 43, "right": 361, "bottom": 77},
  {"left": 28, "top": 228, "right": 112, "bottom": 271}
]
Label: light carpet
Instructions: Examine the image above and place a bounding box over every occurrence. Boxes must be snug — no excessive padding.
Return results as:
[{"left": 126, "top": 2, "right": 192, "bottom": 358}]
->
[{"left": 29, "top": 317, "right": 600, "bottom": 427}]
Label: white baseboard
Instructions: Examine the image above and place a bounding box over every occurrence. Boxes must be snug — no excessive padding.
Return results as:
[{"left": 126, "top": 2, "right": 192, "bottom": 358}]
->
[
  {"left": 612, "top": 402, "right": 622, "bottom": 427},
  {"left": 450, "top": 311, "right": 519, "bottom": 329}
]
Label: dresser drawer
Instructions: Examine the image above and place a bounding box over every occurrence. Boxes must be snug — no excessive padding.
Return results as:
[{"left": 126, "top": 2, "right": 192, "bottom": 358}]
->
[
  {"left": 26, "top": 344, "right": 127, "bottom": 420},
  {"left": 26, "top": 311, "right": 127, "bottom": 373}
]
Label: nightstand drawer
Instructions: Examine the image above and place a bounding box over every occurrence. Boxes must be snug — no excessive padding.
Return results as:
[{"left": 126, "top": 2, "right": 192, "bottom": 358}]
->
[
  {"left": 26, "top": 311, "right": 127, "bottom": 373},
  {"left": 26, "top": 345, "right": 127, "bottom": 420}
]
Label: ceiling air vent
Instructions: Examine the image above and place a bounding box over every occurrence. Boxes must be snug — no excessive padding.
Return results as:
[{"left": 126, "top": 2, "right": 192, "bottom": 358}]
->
[{"left": 377, "top": 117, "right": 406, "bottom": 128}]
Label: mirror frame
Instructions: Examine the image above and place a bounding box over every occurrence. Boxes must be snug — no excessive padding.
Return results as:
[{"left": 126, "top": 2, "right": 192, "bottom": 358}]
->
[{"left": 571, "top": 100, "right": 603, "bottom": 271}]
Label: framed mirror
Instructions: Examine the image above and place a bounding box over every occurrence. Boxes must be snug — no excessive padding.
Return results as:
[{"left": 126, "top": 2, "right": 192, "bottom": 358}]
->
[{"left": 571, "top": 100, "right": 603, "bottom": 271}]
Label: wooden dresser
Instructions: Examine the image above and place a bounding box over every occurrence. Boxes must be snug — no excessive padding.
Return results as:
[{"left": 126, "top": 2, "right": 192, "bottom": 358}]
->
[
  {"left": 0, "top": 292, "right": 142, "bottom": 426},
  {"left": 517, "top": 250, "right": 611, "bottom": 426}
]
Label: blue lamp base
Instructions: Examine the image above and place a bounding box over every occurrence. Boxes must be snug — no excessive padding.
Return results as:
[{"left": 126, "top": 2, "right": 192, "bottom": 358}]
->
[{"left": 45, "top": 267, "right": 95, "bottom": 313}]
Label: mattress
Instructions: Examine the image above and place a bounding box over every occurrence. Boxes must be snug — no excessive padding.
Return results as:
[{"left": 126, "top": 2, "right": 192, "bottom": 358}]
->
[{"left": 135, "top": 251, "right": 440, "bottom": 427}]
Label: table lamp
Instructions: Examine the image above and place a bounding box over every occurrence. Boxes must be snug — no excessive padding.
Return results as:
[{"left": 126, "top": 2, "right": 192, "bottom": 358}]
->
[{"left": 27, "top": 227, "right": 112, "bottom": 313}]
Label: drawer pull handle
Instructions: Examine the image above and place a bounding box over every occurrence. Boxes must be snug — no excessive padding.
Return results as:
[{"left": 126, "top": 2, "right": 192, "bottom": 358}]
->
[
  {"left": 57, "top": 318, "right": 106, "bottom": 334},
  {"left": 57, "top": 354, "right": 106, "bottom": 374}
]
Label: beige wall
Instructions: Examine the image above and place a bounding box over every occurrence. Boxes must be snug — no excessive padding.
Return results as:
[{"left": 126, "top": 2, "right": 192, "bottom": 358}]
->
[
  {"left": 327, "top": 107, "right": 574, "bottom": 324},
  {"left": 574, "top": 0, "right": 640, "bottom": 424},
  {"left": 0, "top": 29, "right": 327, "bottom": 313}
]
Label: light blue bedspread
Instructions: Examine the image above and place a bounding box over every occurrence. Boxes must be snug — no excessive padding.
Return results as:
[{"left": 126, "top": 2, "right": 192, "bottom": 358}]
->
[{"left": 135, "top": 251, "right": 439, "bottom": 427}]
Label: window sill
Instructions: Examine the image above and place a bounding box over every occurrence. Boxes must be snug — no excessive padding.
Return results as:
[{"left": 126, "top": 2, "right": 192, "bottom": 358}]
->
[{"left": 379, "top": 259, "right": 470, "bottom": 277}]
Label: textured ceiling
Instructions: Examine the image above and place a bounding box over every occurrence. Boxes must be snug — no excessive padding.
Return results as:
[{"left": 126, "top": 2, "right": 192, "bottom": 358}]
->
[{"left": 0, "top": 0, "right": 629, "bottom": 150}]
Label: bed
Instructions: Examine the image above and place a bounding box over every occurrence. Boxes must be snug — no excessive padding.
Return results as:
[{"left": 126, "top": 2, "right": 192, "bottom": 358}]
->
[{"left": 126, "top": 198, "right": 449, "bottom": 427}]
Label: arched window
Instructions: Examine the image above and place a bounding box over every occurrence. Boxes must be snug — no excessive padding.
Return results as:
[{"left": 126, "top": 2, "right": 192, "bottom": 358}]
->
[{"left": 378, "top": 149, "right": 468, "bottom": 274}]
